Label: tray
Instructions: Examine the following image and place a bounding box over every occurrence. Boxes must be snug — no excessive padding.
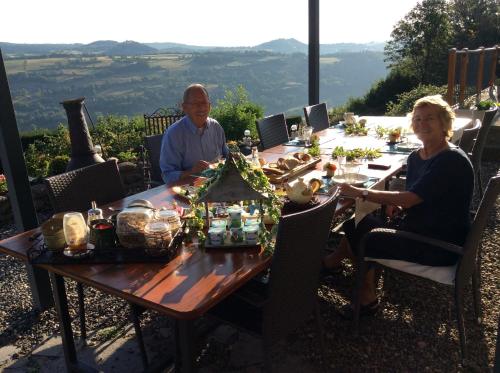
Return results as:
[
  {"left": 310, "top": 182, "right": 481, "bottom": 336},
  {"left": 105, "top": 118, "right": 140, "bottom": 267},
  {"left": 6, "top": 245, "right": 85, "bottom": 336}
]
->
[
  {"left": 204, "top": 239, "right": 260, "bottom": 250},
  {"left": 265, "top": 157, "right": 321, "bottom": 184},
  {"left": 28, "top": 228, "right": 186, "bottom": 265},
  {"left": 283, "top": 139, "right": 312, "bottom": 147}
]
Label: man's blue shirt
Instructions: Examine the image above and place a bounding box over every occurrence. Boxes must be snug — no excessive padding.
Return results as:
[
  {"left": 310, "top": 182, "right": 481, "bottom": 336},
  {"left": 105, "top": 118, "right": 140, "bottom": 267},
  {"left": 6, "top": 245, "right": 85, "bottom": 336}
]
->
[{"left": 159, "top": 116, "right": 228, "bottom": 185}]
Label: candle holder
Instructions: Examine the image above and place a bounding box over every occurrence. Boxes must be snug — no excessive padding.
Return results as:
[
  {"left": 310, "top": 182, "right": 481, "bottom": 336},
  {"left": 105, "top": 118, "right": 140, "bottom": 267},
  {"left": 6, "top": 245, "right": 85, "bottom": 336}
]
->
[
  {"left": 90, "top": 219, "right": 116, "bottom": 249},
  {"left": 63, "top": 212, "right": 91, "bottom": 256}
]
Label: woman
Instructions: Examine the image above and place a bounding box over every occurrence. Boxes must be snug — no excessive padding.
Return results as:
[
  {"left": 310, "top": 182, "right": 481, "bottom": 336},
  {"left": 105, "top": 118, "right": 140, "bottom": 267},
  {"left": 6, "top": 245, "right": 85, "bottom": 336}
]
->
[{"left": 324, "top": 95, "right": 474, "bottom": 316}]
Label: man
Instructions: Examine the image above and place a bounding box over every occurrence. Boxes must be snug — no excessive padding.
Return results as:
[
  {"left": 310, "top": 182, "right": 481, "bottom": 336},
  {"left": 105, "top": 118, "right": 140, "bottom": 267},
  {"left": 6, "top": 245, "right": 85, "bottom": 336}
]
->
[{"left": 159, "top": 84, "right": 228, "bottom": 185}]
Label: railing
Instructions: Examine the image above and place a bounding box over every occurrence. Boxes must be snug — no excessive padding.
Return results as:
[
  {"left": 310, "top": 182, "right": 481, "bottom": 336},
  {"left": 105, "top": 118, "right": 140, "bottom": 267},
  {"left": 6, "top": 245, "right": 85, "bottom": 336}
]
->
[{"left": 447, "top": 45, "right": 499, "bottom": 108}]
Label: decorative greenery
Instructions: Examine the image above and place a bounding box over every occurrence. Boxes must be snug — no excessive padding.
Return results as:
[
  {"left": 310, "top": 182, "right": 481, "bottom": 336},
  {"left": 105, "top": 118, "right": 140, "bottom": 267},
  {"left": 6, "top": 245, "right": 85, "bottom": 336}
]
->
[
  {"left": 332, "top": 146, "right": 381, "bottom": 161},
  {"left": 0, "top": 174, "right": 7, "bottom": 194},
  {"left": 344, "top": 120, "right": 369, "bottom": 136},
  {"left": 308, "top": 136, "right": 321, "bottom": 157},
  {"left": 190, "top": 152, "right": 282, "bottom": 254},
  {"left": 476, "top": 100, "right": 496, "bottom": 111}
]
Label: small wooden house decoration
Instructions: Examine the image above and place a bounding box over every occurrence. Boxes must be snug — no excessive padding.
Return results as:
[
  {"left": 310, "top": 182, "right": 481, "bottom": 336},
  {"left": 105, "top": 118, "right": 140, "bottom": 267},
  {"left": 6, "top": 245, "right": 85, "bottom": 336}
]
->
[{"left": 196, "top": 153, "right": 267, "bottom": 229}]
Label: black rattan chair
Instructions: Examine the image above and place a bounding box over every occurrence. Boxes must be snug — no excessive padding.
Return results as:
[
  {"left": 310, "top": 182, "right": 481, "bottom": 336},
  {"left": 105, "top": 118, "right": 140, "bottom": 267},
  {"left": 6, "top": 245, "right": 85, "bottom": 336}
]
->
[
  {"left": 469, "top": 108, "right": 498, "bottom": 197},
  {"left": 353, "top": 175, "right": 500, "bottom": 366},
  {"left": 44, "top": 160, "right": 150, "bottom": 368},
  {"left": 210, "top": 189, "right": 341, "bottom": 370},
  {"left": 303, "top": 102, "right": 330, "bottom": 132},
  {"left": 458, "top": 119, "right": 481, "bottom": 154},
  {"left": 143, "top": 134, "right": 164, "bottom": 187},
  {"left": 256, "top": 113, "right": 289, "bottom": 150}
]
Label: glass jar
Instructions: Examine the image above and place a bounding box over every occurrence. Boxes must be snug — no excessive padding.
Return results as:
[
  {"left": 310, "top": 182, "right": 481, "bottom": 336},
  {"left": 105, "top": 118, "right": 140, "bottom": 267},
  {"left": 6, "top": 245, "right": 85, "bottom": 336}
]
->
[
  {"left": 116, "top": 207, "right": 155, "bottom": 248},
  {"left": 157, "top": 209, "right": 181, "bottom": 232},
  {"left": 144, "top": 221, "right": 172, "bottom": 249}
]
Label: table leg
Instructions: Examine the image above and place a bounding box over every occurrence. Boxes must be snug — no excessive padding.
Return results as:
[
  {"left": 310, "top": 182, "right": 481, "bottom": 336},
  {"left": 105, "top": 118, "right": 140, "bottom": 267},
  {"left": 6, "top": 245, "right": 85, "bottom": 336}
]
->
[
  {"left": 49, "top": 272, "right": 96, "bottom": 373},
  {"left": 175, "top": 319, "right": 196, "bottom": 373}
]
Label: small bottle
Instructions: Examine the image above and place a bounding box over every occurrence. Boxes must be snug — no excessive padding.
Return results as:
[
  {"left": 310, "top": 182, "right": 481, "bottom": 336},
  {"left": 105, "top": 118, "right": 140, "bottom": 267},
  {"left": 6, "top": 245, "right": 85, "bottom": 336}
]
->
[
  {"left": 87, "top": 201, "right": 103, "bottom": 226},
  {"left": 251, "top": 146, "right": 260, "bottom": 168},
  {"left": 243, "top": 130, "right": 252, "bottom": 147},
  {"left": 290, "top": 125, "right": 298, "bottom": 140}
]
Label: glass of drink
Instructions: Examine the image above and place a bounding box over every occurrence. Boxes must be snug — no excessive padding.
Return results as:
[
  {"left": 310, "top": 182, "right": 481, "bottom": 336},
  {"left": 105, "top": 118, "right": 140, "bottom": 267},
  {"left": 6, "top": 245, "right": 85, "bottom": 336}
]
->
[
  {"left": 63, "top": 212, "right": 89, "bottom": 253},
  {"left": 303, "top": 126, "right": 313, "bottom": 146}
]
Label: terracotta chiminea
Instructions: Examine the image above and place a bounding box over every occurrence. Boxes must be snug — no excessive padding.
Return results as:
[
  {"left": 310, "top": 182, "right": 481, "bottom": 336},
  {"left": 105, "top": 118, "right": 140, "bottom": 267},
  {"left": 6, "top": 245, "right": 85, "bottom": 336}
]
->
[{"left": 60, "top": 97, "right": 104, "bottom": 171}]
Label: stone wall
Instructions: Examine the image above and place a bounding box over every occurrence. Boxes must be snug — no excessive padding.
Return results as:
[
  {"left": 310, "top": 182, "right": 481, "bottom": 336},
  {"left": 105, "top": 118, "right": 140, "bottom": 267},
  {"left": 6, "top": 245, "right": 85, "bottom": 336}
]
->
[{"left": 0, "top": 162, "right": 145, "bottom": 225}]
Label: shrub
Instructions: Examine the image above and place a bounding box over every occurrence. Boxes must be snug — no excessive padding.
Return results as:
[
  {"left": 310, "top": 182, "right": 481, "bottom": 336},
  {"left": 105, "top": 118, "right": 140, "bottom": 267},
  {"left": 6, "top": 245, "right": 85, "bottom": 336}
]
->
[
  {"left": 211, "top": 85, "right": 264, "bottom": 142},
  {"left": 116, "top": 151, "right": 138, "bottom": 163},
  {"left": 386, "top": 84, "right": 447, "bottom": 116},
  {"left": 47, "top": 155, "right": 69, "bottom": 176}
]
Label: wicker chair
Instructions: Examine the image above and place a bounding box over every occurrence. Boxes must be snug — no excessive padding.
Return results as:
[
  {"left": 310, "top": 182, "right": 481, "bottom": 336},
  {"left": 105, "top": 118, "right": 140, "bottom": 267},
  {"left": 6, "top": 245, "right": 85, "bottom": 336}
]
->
[
  {"left": 469, "top": 108, "right": 498, "bottom": 197},
  {"left": 353, "top": 175, "right": 500, "bottom": 366},
  {"left": 210, "top": 189, "right": 341, "bottom": 370},
  {"left": 256, "top": 113, "right": 289, "bottom": 150},
  {"left": 458, "top": 119, "right": 481, "bottom": 154},
  {"left": 44, "top": 160, "right": 150, "bottom": 368},
  {"left": 143, "top": 134, "right": 164, "bottom": 187},
  {"left": 303, "top": 102, "right": 330, "bottom": 132}
]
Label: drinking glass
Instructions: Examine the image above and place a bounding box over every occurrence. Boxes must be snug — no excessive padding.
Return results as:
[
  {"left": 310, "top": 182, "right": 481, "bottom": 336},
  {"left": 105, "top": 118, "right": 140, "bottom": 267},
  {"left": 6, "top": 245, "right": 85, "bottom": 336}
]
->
[
  {"left": 343, "top": 162, "right": 360, "bottom": 184},
  {"left": 63, "top": 212, "right": 89, "bottom": 251},
  {"left": 303, "top": 126, "right": 313, "bottom": 146}
]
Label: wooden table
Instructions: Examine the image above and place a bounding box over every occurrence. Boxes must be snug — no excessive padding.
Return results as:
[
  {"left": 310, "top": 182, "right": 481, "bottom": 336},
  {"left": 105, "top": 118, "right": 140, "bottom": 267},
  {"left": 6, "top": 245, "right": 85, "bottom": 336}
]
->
[
  {"left": 0, "top": 124, "right": 411, "bottom": 372},
  {"left": 0, "top": 186, "right": 271, "bottom": 372}
]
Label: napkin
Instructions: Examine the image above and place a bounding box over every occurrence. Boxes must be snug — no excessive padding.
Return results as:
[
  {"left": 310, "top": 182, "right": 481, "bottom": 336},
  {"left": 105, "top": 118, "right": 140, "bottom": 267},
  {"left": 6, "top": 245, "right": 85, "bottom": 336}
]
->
[{"left": 355, "top": 179, "right": 385, "bottom": 226}]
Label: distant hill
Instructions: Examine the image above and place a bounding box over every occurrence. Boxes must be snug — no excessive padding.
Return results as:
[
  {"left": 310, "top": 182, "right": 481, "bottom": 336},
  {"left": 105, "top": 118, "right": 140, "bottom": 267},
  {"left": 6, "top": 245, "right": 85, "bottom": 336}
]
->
[
  {"left": 4, "top": 50, "right": 388, "bottom": 132},
  {"left": 0, "top": 38, "right": 385, "bottom": 57}
]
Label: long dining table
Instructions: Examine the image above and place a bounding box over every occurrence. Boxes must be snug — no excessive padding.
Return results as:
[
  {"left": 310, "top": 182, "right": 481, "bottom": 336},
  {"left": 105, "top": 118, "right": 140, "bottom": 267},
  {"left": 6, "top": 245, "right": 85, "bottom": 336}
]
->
[{"left": 0, "top": 114, "right": 471, "bottom": 372}]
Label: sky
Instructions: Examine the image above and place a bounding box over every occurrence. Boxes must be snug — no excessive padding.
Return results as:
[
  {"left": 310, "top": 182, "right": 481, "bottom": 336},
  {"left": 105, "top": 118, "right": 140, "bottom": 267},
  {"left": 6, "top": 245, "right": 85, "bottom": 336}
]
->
[{"left": 1, "top": 0, "right": 421, "bottom": 46}]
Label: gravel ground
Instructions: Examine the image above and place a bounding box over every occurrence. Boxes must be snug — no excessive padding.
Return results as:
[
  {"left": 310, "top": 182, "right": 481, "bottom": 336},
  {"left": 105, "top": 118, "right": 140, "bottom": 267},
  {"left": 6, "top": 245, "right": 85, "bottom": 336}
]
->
[{"left": 0, "top": 161, "right": 499, "bottom": 372}]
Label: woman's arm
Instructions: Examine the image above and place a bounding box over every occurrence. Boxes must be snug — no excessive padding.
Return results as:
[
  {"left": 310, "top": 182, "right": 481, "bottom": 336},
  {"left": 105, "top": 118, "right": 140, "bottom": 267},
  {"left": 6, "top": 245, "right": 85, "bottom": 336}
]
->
[{"left": 339, "top": 183, "right": 423, "bottom": 209}]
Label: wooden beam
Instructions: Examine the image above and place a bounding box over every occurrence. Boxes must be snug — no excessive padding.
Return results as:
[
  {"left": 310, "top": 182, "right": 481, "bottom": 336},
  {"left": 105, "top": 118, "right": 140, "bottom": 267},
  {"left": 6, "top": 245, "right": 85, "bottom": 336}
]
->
[{"left": 308, "top": 0, "right": 319, "bottom": 106}]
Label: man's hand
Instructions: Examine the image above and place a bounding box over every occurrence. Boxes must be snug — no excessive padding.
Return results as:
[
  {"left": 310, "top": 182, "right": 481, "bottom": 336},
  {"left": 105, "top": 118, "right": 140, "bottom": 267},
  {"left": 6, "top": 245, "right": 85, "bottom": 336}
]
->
[{"left": 190, "top": 160, "right": 210, "bottom": 174}]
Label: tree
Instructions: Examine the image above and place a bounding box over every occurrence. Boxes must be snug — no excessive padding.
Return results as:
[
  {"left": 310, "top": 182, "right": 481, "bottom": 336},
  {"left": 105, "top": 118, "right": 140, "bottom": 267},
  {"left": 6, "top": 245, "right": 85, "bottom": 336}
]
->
[
  {"left": 451, "top": 0, "right": 500, "bottom": 49},
  {"left": 385, "top": 0, "right": 454, "bottom": 85}
]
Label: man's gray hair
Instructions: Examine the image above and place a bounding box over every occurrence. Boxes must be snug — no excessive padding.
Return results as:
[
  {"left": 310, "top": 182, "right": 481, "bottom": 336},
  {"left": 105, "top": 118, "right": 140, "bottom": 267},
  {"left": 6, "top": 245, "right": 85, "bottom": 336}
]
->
[{"left": 183, "top": 84, "right": 210, "bottom": 103}]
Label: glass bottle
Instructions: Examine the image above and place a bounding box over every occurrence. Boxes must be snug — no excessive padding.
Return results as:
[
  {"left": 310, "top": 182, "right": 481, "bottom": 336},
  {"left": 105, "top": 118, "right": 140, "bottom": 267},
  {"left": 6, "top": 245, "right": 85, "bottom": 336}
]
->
[
  {"left": 290, "top": 124, "right": 298, "bottom": 140},
  {"left": 243, "top": 129, "right": 252, "bottom": 147},
  {"left": 251, "top": 146, "right": 260, "bottom": 168},
  {"left": 87, "top": 201, "right": 103, "bottom": 226}
]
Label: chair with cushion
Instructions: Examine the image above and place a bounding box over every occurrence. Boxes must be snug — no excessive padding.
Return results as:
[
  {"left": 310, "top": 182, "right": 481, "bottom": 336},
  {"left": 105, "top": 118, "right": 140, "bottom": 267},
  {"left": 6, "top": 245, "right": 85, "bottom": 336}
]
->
[
  {"left": 469, "top": 108, "right": 498, "bottom": 197},
  {"left": 353, "top": 175, "right": 500, "bottom": 365},
  {"left": 44, "top": 160, "right": 150, "bottom": 368},
  {"left": 458, "top": 119, "right": 481, "bottom": 154},
  {"left": 210, "top": 189, "right": 341, "bottom": 370},
  {"left": 143, "top": 134, "right": 164, "bottom": 187},
  {"left": 303, "top": 102, "right": 330, "bottom": 132},
  {"left": 256, "top": 113, "right": 289, "bottom": 150}
]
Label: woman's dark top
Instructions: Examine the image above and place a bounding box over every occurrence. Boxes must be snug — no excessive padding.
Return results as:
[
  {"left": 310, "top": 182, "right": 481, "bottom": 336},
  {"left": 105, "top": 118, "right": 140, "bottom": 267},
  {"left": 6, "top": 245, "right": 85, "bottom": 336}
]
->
[
  {"left": 404, "top": 147, "right": 474, "bottom": 245},
  {"left": 344, "top": 146, "right": 474, "bottom": 266}
]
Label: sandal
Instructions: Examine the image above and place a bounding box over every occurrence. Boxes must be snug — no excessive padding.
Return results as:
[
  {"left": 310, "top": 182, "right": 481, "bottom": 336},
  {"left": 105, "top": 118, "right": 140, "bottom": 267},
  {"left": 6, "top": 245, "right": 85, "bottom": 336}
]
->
[{"left": 337, "top": 299, "right": 380, "bottom": 320}]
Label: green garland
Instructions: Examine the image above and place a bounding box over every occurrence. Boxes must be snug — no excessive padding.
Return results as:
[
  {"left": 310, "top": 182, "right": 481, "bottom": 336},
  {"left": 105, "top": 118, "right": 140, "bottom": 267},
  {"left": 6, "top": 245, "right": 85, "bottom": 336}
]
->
[{"left": 190, "top": 151, "right": 282, "bottom": 255}]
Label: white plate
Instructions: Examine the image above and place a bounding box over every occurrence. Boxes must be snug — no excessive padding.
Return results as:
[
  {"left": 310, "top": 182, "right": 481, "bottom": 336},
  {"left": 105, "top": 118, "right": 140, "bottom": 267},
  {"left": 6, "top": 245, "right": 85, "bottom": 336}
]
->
[
  {"left": 332, "top": 173, "right": 370, "bottom": 186},
  {"left": 395, "top": 142, "right": 421, "bottom": 152}
]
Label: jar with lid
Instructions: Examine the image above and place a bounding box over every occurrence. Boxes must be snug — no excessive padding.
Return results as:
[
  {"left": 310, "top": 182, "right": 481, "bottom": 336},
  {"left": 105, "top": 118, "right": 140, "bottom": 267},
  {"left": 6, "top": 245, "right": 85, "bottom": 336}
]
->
[
  {"left": 116, "top": 207, "right": 155, "bottom": 248},
  {"left": 157, "top": 209, "right": 181, "bottom": 232},
  {"left": 144, "top": 221, "right": 172, "bottom": 250},
  {"left": 290, "top": 125, "right": 298, "bottom": 140}
]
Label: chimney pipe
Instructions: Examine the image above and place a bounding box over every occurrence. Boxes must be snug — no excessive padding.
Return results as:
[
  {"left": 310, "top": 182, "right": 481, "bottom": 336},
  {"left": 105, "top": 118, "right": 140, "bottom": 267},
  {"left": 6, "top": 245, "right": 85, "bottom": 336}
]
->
[{"left": 60, "top": 97, "right": 104, "bottom": 171}]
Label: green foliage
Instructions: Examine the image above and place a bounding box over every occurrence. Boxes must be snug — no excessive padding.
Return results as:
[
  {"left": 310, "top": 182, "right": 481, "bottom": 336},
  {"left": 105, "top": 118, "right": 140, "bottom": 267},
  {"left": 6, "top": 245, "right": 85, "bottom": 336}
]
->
[
  {"left": 90, "top": 115, "right": 143, "bottom": 159},
  {"left": 476, "top": 100, "right": 496, "bottom": 111},
  {"left": 385, "top": 0, "right": 453, "bottom": 84},
  {"left": 116, "top": 151, "right": 138, "bottom": 163},
  {"left": 23, "top": 125, "right": 70, "bottom": 178},
  {"left": 47, "top": 155, "right": 69, "bottom": 176},
  {"left": 211, "top": 86, "right": 264, "bottom": 142},
  {"left": 386, "top": 84, "right": 447, "bottom": 115},
  {"left": 331, "top": 146, "right": 382, "bottom": 161}
]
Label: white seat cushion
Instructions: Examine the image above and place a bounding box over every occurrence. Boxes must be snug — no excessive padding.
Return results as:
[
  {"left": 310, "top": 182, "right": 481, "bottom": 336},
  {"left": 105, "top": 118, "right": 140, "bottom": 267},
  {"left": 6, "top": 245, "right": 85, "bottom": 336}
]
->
[{"left": 365, "top": 257, "right": 457, "bottom": 285}]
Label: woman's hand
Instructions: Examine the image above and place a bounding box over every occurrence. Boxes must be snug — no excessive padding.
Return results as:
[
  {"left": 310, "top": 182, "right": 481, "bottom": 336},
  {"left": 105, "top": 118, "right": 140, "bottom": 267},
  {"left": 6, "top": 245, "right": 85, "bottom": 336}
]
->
[
  {"left": 385, "top": 205, "right": 403, "bottom": 218},
  {"left": 339, "top": 183, "right": 363, "bottom": 198}
]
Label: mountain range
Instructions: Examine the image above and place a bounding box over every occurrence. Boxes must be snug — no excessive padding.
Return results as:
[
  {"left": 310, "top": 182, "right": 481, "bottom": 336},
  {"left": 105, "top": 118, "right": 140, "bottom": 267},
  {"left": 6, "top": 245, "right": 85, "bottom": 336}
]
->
[{"left": 0, "top": 38, "right": 385, "bottom": 56}]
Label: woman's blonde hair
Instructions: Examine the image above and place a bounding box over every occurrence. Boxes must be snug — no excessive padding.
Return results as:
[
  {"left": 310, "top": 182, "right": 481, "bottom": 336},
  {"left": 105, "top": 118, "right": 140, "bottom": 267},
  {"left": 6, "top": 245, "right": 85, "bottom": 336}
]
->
[{"left": 410, "top": 95, "right": 455, "bottom": 139}]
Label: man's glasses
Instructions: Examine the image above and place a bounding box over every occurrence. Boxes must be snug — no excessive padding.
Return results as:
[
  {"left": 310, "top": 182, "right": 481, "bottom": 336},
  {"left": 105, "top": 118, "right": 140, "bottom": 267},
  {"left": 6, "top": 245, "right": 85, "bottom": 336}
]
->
[{"left": 185, "top": 102, "right": 211, "bottom": 107}]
